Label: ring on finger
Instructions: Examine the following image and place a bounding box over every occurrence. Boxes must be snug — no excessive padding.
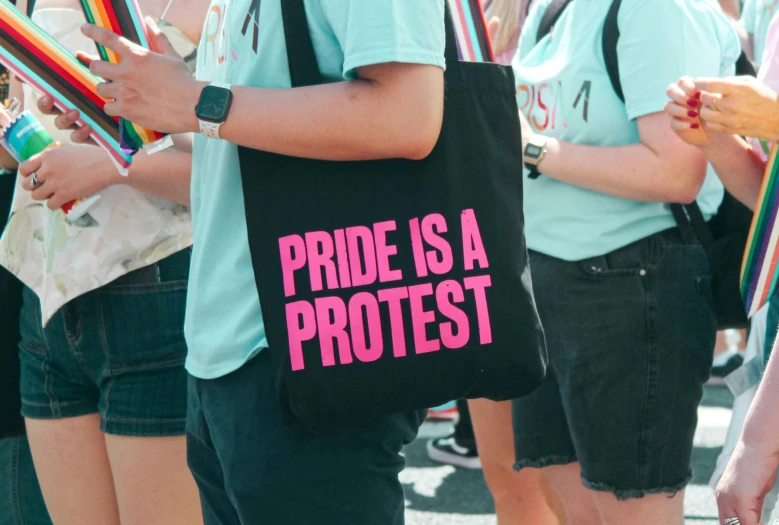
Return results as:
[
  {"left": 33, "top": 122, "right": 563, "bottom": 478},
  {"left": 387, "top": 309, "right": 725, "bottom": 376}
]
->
[
  {"left": 711, "top": 97, "right": 719, "bottom": 112},
  {"left": 29, "top": 171, "right": 42, "bottom": 190},
  {"left": 724, "top": 518, "right": 741, "bottom": 525}
]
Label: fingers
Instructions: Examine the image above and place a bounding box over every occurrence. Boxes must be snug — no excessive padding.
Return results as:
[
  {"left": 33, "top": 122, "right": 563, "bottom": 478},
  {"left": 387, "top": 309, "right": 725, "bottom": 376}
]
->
[
  {"left": 486, "top": 17, "right": 501, "bottom": 48},
  {"left": 694, "top": 78, "right": 729, "bottom": 95},
  {"left": 36, "top": 94, "right": 58, "bottom": 116},
  {"left": 677, "top": 76, "right": 699, "bottom": 98},
  {"left": 96, "top": 81, "right": 120, "bottom": 100},
  {"left": 53, "top": 109, "right": 80, "bottom": 131},
  {"left": 700, "top": 104, "right": 731, "bottom": 126},
  {"left": 18, "top": 153, "right": 43, "bottom": 179},
  {"left": 667, "top": 82, "right": 699, "bottom": 110},
  {"left": 699, "top": 91, "right": 723, "bottom": 111},
  {"left": 669, "top": 117, "right": 699, "bottom": 132},
  {"left": 70, "top": 125, "right": 94, "bottom": 145},
  {"left": 81, "top": 24, "right": 132, "bottom": 58},
  {"left": 145, "top": 17, "right": 177, "bottom": 57},
  {"left": 75, "top": 51, "right": 98, "bottom": 68},
  {"left": 89, "top": 60, "right": 122, "bottom": 81},
  {"left": 665, "top": 101, "right": 699, "bottom": 121}
]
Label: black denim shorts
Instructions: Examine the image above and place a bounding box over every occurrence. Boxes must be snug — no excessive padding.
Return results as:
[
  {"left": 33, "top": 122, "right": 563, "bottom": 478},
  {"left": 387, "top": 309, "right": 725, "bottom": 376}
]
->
[{"left": 513, "top": 227, "right": 717, "bottom": 500}]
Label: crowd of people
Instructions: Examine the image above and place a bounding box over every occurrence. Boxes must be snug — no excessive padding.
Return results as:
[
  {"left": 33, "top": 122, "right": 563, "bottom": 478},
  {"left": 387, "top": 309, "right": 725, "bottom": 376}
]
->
[{"left": 2, "top": 0, "right": 779, "bottom": 524}]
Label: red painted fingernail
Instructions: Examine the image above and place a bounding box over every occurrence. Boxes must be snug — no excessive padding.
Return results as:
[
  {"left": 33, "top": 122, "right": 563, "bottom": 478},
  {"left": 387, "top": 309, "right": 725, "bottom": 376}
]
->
[
  {"left": 688, "top": 99, "right": 698, "bottom": 107},
  {"left": 688, "top": 110, "right": 698, "bottom": 118},
  {"left": 691, "top": 123, "right": 700, "bottom": 129},
  {"left": 695, "top": 92, "right": 701, "bottom": 100}
]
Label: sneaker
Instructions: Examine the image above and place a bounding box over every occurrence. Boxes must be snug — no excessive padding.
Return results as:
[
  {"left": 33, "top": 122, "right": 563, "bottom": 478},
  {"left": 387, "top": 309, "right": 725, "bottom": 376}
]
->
[{"left": 427, "top": 435, "right": 481, "bottom": 469}]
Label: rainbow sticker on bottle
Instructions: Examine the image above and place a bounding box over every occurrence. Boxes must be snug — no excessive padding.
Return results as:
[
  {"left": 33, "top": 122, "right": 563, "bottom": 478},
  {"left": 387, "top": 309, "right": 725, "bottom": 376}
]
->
[{"left": 1, "top": 111, "right": 100, "bottom": 220}]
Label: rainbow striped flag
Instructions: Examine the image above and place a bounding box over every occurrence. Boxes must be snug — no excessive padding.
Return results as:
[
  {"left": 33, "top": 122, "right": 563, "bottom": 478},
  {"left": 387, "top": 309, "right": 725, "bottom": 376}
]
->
[
  {"left": 448, "top": 0, "right": 495, "bottom": 63},
  {"left": 741, "top": 144, "right": 779, "bottom": 317},
  {"left": 79, "top": 0, "right": 167, "bottom": 153},
  {"left": 0, "top": 0, "right": 132, "bottom": 171}
]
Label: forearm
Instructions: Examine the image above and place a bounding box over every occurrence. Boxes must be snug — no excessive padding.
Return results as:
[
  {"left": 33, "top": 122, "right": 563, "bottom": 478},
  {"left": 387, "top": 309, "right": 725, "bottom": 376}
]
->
[
  {"left": 212, "top": 69, "right": 443, "bottom": 161},
  {"left": 117, "top": 148, "right": 191, "bottom": 206},
  {"left": 740, "top": 341, "right": 779, "bottom": 459},
  {"left": 701, "top": 134, "right": 765, "bottom": 210},
  {"left": 539, "top": 137, "right": 707, "bottom": 203}
]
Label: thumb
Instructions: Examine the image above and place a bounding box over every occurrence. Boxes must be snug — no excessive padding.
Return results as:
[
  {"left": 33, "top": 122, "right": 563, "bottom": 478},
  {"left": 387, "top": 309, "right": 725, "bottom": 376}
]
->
[
  {"left": 694, "top": 77, "right": 736, "bottom": 97},
  {"left": 145, "top": 17, "right": 177, "bottom": 57},
  {"left": 487, "top": 17, "right": 501, "bottom": 48}
]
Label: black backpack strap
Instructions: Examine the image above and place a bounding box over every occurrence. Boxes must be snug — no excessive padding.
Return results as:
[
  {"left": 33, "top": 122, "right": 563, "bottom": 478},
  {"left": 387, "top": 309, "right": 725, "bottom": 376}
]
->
[
  {"left": 735, "top": 50, "right": 757, "bottom": 77},
  {"left": 602, "top": 0, "right": 624, "bottom": 102},
  {"left": 536, "top": 0, "right": 573, "bottom": 43},
  {"left": 280, "top": 0, "right": 323, "bottom": 88},
  {"left": 280, "top": 0, "right": 458, "bottom": 89}
]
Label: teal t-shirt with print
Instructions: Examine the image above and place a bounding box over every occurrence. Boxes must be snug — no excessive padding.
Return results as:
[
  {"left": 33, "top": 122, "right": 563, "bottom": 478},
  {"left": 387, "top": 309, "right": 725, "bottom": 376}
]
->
[
  {"left": 514, "top": 0, "right": 741, "bottom": 262},
  {"left": 743, "top": 0, "right": 779, "bottom": 64},
  {"left": 186, "top": 0, "right": 446, "bottom": 379}
]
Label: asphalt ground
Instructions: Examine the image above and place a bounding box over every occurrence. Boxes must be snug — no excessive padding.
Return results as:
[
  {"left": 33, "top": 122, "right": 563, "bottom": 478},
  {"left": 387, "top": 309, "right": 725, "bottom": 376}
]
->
[{"left": 402, "top": 384, "right": 736, "bottom": 525}]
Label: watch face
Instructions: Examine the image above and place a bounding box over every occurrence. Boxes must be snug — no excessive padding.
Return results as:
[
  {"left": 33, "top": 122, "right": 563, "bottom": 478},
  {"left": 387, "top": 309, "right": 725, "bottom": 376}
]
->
[
  {"left": 196, "top": 86, "right": 233, "bottom": 123},
  {"left": 525, "top": 143, "right": 543, "bottom": 158}
]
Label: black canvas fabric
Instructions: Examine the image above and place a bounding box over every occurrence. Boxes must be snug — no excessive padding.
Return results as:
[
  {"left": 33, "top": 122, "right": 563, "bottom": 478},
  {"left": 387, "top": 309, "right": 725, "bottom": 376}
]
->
[
  {"left": 538, "top": 0, "right": 753, "bottom": 329},
  {"left": 0, "top": 173, "right": 24, "bottom": 439},
  {"left": 0, "top": 0, "right": 26, "bottom": 440},
  {"left": 237, "top": 0, "right": 547, "bottom": 433}
]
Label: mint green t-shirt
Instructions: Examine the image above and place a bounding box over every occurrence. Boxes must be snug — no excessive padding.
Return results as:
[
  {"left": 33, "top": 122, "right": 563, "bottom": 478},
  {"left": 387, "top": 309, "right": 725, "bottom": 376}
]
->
[
  {"left": 515, "top": 0, "right": 740, "bottom": 262},
  {"left": 186, "top": 0, "right": 446, "bottom": 379},
  {"left": 742, "top": 0, "right": 779, "bottom": 64}
]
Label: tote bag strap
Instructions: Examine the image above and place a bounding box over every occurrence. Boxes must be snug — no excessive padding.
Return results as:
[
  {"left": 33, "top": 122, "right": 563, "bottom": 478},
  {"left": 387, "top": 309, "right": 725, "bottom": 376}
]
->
[{"left": 280, "top": 0, "right": 460, "bottom": 89}]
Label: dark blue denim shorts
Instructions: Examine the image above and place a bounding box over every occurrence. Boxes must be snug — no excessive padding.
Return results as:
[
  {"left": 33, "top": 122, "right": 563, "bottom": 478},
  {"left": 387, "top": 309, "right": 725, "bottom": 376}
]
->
[
  {"left": 187, "top": 350, "right": 427, "bottom": 525},
  {"left": 513, "top": 228, "right": 717, "bottom": 500},
  {"left": 18, "top": 249, "right": 191, "bottom": 437}
]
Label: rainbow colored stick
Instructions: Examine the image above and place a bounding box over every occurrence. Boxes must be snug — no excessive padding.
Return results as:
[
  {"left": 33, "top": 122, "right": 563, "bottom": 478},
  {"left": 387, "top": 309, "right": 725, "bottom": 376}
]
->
[
  {"left": 741, "top": 145, "right": 779, "bottom": 317},
  {"left": 448, "top": 0, "right": 495, "bottom": 63},
  {"left": 79, "top": 0, "right": 167, "bottom": 154},
  {"left": 0, "top": 0, "right": 132, "bottom": 172}
]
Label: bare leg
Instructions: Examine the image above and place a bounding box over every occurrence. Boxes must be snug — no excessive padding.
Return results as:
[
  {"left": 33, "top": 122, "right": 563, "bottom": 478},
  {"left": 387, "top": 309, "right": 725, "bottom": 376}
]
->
[
  {"left": 469, "top": 399, "right": 565, "bottom": 525},
  {"left": 25, "top": 415, "right": 120, "bottom": 525},
  {"left": 105, "top": 434, "right": 203, "bottom": 525},
  {"left": 592, "top": 489, "right": 685, "bottom": 525},
  {"left": 543, "top": 463, "right": 600, "bottom": 525}
]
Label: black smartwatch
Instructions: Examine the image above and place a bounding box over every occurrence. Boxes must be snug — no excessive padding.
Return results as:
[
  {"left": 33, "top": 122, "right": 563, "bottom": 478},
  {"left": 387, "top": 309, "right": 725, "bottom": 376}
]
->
[
  {"left": 523, "top": 135, "right": 549, "bottom": 179},
  {"left": 196, "top": 82, "right": 234, "bottom": 139}
]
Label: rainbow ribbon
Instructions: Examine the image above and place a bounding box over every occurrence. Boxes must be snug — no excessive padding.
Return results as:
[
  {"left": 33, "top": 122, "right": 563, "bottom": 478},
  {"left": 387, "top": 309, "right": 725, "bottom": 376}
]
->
[
  {"left": 741, "top": 144, "right": 779, "bottom": 317},
  {"left": 0, "top": 0, "right": 132, "bottom": 172},
  {"left": 448, "top": 0, "right": 495, "bottom": 63},
  {"left": 79, "top": 0, "right": 167, "bottom": 154}
]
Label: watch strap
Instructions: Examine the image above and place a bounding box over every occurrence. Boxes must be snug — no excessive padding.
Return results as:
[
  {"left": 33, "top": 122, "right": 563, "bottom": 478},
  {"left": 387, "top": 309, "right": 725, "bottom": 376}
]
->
[
  {"left": 199, "top": 120, "right": 224, "bottom": 139},
  {"left": 526, "top": 164, "right": 542, "bottom": 179}
]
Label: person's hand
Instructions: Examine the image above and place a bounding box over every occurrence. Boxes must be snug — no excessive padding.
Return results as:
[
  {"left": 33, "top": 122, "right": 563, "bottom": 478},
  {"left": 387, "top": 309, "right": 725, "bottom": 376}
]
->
[
  {"left": 18, "top": 143, "right": 119, "bottom": 210},
  {"left": 82, "top": 18, "right": 204, "bottom": 134},
  {"left": 36, "top": 53, "right": 97, "bottom": 144},
  {"left": 695, "top": 76, "right": 779, "bottom": 142},
  {"left": 716, "top": 439, "right": 779, "bottom": 525},
  {"left": 36, "top": 94, "right": 95, "bottom": 145},
  {"left": 665, "top": 77, "right": 713, "bottom": 148}
]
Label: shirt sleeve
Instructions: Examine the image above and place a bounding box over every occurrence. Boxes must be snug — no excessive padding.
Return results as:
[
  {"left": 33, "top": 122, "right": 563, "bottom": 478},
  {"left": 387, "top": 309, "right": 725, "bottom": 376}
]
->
[
  {"left": 759, "top": 11, "right": 779, "bottom": 86},
  {"left": 317, "top": 0, "right": 446, "bottom": 79},
  {"left": 618, "top": 0, "right": 742, "bottom": 121},
  {"left": 742, "top": 0, "right": 757, "bottom": 33}
]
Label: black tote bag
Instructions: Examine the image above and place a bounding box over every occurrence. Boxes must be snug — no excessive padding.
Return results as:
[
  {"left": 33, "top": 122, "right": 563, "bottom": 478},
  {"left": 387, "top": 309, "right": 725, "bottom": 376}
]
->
[{"left": 237, "top": 0, "right": 547, "bottom": 432}]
